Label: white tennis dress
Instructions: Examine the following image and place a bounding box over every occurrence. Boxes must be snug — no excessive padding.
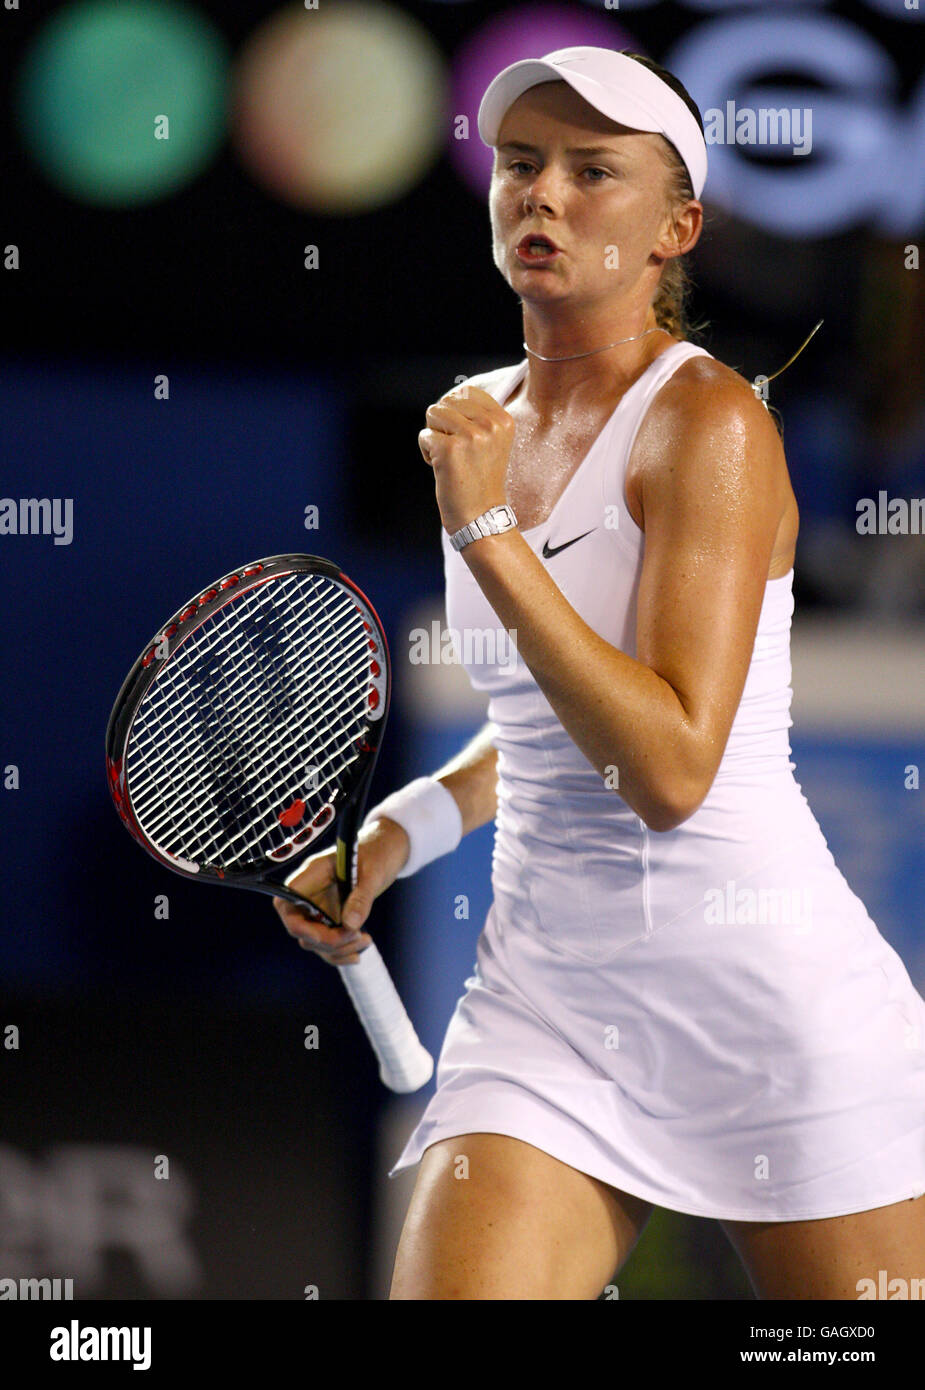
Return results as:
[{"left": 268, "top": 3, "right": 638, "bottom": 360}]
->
[{"left": 389, "top": 340, "right": 925, "bottom": 1221}]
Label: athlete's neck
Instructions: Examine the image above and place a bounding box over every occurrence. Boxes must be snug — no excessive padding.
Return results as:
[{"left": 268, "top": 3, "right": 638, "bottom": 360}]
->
[{"left": 513, "top": 312, "right": 672, "bottom": 418}]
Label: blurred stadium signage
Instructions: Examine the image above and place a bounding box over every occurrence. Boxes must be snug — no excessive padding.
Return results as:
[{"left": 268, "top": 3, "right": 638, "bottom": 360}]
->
[
  {"left": 666, "top": 10, "right": 924, "bottom": 236},
  {"left": 604, "top": 0, "right": 917, "bottom": 13}
]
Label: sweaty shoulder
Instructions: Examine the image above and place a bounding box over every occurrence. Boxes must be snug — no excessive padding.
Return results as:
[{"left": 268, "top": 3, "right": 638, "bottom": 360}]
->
[
  {"left": 628, "top": 350, "right": 778, "bottom": 475},
  {"left": 640, "top": 352, "right": 781, "bottom": 445},
  {"left": 626, "top": 351, "right": 788, "bottom": 530}
]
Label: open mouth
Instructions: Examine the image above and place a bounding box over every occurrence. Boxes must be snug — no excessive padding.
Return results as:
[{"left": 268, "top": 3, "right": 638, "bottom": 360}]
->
[{"left": 516, "top": 235, "right": 560, "bottom": 262}]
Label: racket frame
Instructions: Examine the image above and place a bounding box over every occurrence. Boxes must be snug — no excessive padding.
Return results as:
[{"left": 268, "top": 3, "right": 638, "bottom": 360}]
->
[{"left": 105, "top": 553, "right": 389, "bottom": 926}]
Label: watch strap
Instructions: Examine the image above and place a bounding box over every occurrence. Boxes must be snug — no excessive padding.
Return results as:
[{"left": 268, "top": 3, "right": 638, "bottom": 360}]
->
[{"left": 450, "top": 504, "right": 518, "bottom": 552}]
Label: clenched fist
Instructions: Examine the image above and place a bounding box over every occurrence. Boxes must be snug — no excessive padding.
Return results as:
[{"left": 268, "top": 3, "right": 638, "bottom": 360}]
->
[{"left": 418, "top": 383, "right": 515, "bottom": 536}]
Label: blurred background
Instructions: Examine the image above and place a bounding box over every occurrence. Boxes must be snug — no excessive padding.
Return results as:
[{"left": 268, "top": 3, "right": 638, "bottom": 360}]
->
[{"left": 1, "top": 0, "right": 923, "bottom": 1300}]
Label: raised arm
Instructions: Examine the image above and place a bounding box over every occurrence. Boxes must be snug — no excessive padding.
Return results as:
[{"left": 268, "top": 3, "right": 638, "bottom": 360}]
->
[{"left": 420, "top": 363, "right": 790, "bottom": 831}]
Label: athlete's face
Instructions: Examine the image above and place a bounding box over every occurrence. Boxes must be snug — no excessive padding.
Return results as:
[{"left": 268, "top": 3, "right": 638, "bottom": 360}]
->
[{"left": 489, "top": 81, "right": 696, "bottom": 312}]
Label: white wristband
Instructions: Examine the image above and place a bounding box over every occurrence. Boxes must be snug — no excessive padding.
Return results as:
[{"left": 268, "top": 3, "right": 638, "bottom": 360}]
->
[{"left": 363, "top": 776, "right": 463, "bottom": 878}]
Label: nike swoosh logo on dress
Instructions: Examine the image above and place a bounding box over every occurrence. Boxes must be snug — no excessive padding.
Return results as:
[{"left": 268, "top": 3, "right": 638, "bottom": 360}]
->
[{"left": 541, "top": 529, "right": 596, "bottom": 559}]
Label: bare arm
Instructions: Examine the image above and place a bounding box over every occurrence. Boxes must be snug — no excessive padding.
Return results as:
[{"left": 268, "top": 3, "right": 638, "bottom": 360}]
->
[
  {"left": 364, "top": 719, "right": 498, "bottom": 854},
  {"left": 361, "top": 720, "right": 497, "bottom": 878},
  {"left": 423, "top": 719, "right": 498, "bottom": 836},
  {"left": 429, "top": 366, "right": 788, "bottom": 831}
]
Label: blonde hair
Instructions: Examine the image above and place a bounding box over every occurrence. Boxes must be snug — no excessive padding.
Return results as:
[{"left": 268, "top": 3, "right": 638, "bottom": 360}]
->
[
  {"left": 651, "top": 140, "right": 700, "bottom": 340},
  {"left": 620, "top": 53, "right": 708, "bottom": 344}
]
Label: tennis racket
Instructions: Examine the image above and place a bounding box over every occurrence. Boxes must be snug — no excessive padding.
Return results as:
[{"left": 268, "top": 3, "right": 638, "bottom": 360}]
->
[{"left": 105, "top": 552, "right": 433, "bottom": 1093}]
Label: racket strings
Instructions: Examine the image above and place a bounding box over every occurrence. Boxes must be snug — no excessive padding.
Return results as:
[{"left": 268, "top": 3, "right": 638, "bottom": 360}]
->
[
  {"left": 128, "top": 589, "right": 363, "bottom": 812},
  {"left": 126, "top": 573, "right": 380, "bottom": 868},
  {"left": 134, "top": 680, "right": 366, "bottom": 858},
  {"left": 137, "top": 642, "right": 368, "bottom": 861},
  {"left": 130, "top": 582, "right": 369, "bottom": 862},
  {"left": 130, "top": 621, "right": 369, "bottom": 838},
  {"left": 130, "top": 580, "right": 367, "bottom": 835}
]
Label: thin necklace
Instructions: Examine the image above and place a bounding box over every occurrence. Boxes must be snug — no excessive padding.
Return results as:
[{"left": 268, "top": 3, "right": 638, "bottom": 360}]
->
[{"left": 523, "top": 326, "right": 661, "bottom": 362}]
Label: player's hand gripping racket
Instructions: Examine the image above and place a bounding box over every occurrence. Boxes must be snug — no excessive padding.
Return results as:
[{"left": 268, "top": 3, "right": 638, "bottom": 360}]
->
[{"left": 105, "top": 553, "right": 433, "bottom": 1093}]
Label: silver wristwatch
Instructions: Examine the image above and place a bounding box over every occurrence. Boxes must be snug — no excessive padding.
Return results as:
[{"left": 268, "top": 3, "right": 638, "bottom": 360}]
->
[{"left": 449, "top": 504, "right": 518, "bottom": 552}]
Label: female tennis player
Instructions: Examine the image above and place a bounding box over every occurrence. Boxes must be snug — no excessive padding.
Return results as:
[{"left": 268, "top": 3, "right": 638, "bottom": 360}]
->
[{"left": 275, "top": 47, "right": 925, "bottom": 1300}]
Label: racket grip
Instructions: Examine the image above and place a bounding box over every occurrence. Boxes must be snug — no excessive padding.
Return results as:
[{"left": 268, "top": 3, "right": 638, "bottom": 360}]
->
[{"left": 336, "top": 944, "right": 434, "bottom": 1093}]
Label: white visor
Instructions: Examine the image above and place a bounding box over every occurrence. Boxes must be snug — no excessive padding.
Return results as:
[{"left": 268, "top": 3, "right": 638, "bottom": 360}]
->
[{"left": 477, "top": 46, "right": 707, "bottom": 200}]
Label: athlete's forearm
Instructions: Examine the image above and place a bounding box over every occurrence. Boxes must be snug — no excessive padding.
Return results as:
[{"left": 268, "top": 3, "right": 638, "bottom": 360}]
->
[
  {"left": 460, "top": 531, "right": 707, "bottom": 831},
  {"left": 431, "top": 720, "right": 499, "bottom": 836}
]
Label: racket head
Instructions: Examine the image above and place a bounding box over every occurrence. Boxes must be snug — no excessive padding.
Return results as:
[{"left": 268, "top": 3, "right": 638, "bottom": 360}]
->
[{"left": 105, "top": 554, "right": 390, "bottom": 908}]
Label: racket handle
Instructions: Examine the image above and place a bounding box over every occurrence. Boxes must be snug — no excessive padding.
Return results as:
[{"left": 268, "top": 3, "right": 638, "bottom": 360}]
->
[{"left": 336, "top": 944, "right": 434, "bottom": 1093}]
